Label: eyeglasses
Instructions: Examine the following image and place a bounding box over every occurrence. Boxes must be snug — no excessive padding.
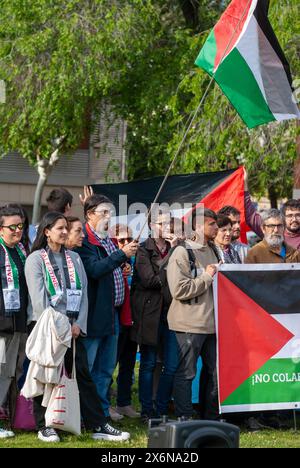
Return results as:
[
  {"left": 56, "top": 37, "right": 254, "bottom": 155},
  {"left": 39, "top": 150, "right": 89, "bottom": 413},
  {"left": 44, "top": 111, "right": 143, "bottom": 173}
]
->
[
  {"left": 118, "top": 237, "right": 133, "bottom": 245},
  {"left": 1, "top": 223, "right": 24, "bottom": 232},
  {"left": 285, "top": 213, "right": 300, "bottom": 220},
  {"left": 93, "top": 209, "right": 113, "bottom": 216},
  {"left": 264, "top": 224, "right": 284, "bottom": 230},
  {"left": 154, "top": 222, "right": 170, "bottom": 227}
]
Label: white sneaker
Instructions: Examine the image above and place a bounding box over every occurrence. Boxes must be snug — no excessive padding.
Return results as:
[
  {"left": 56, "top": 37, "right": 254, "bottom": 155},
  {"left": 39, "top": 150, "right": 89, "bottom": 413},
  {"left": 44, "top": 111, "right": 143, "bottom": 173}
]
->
[
  {"left": 0, "top": 427, "right": 15, "bottom": 438},
  {"left": 109, "top": 406, "right": 124, "bottom": 421},
  {"left": 92, "top": 423, "right": 130, "bottom": 441},
  {"left": 38, "top": 427, "right": 60, "bottom": 443},
  {"left": 116, "top": 405, "right": 140, "bottom": 418}
]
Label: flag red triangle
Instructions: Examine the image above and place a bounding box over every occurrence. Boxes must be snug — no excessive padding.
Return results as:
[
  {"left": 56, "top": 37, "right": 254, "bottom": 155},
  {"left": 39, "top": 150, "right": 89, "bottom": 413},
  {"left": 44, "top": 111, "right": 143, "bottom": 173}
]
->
[
  {"left": 218, "top": 272, "right": 294, "bottom": 403},
  {"left": 183, "top": 166, "right": 249, "bottom": 243},
  {"left": 199, "top": 166, "right": 248, "bottom": 243}
]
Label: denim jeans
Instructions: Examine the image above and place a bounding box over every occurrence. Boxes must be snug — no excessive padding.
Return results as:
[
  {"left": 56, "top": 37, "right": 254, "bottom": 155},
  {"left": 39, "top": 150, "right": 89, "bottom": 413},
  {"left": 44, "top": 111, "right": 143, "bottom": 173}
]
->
[
  {"left": 173, "top": 333, "right": 219, "bottom": 420},
  {"left": 84, "top": 311, "right": 119, "bottom": 417},
  {"left": 139, "top": 321, "right": 179, "bottom": 416}
]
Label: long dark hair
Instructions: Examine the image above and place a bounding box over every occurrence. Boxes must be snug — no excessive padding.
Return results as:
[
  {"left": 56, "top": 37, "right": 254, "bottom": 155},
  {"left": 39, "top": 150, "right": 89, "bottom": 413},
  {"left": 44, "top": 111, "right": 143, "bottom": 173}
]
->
[{"left": 31, "top": 212, "right": 67, "bottom": 253}]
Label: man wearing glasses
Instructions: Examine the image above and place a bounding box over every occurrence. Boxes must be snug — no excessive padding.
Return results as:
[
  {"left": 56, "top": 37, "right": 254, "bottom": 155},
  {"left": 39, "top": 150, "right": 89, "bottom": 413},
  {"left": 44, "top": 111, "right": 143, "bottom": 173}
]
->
[
  {"left": 245, "top": 209, "right": 300, "bottom": 264},
  {"left": 244, "top": 208, "right": 300, "bottom": 431},
  {"left": 76, "top": 195, "right": 138, "bottom": 431},
  {"left": 244, "top": 170, "right": 300, "bottom": 250}
]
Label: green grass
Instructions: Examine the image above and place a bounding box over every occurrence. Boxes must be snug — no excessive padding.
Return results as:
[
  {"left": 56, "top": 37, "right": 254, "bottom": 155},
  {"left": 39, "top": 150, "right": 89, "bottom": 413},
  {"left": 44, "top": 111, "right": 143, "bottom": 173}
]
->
[
  {"left": 2, "top": 364, "right": 300, "bottom": 448},
  {"left": 2, "top": 423, "right": 300, "bottom": 448}
]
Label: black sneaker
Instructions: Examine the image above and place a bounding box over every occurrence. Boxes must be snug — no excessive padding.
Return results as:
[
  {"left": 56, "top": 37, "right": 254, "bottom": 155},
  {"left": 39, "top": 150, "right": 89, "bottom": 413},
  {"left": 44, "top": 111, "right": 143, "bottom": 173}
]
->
[
  {"left": 92, "top": 423, "right": 130, "bottom": 441},
  {"left": 38, "top": 427, "right": 60, "bottom": 443}
]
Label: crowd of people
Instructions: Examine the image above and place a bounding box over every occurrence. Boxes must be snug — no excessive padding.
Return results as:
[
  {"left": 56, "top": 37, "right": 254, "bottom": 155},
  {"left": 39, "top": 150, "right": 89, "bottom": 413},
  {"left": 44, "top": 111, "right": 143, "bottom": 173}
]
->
[{"left": 1, "top": 176, "right": 300, "bottom": 442}]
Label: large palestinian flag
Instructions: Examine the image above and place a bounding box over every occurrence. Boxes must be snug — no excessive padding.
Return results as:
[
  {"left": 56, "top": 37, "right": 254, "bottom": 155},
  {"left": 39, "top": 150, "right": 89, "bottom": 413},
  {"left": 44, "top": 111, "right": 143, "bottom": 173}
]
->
[
  {"left": 214, "top": 264, "right": 300, "bottom": 413},
  {"left": 195, "top": 0, "right": 300, "bottom": 129},
  {"left": 93, "top": 166, "right": 249, "bottom": 242}
]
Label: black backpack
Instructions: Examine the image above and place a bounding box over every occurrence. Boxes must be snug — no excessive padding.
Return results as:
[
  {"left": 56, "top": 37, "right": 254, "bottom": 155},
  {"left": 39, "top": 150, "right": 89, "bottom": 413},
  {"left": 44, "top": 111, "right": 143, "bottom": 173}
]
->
[
  {"left": 159, "top": 243, "right": 197, "bottom": 307},
  {"left": 159, "top": 241, "right": 221, "bottom": 306}
]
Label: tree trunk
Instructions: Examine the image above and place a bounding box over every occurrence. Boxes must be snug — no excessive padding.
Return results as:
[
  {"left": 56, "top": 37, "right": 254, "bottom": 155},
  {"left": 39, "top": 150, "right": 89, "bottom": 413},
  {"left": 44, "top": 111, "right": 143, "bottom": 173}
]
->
[
  {"left": 32, "top": 171, "right": 48, "bottom": 225},
  {"left": 293, "top": 121, "right": 300, "bottom": 194},
  {"left": 268, "top": 186, "right": 278, "bottom": 209},
  {"left": 31, "top": 143, "right": 63, "bottom": 225},
  {"left": 178, "top": 0, "right": 200, "bottom": 31}
]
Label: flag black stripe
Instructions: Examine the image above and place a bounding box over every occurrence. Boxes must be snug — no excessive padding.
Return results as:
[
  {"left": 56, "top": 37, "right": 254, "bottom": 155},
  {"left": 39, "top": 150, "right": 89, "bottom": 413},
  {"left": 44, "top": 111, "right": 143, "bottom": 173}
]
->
[
  {"left": 221, "top": 270, "right": 300, "bottom": 315},
  {"left": 92, "top": 169, "right": 235, "bottom": 213},
  {"left": 253, "top": 0, "right": 293, "bottom": 86}
]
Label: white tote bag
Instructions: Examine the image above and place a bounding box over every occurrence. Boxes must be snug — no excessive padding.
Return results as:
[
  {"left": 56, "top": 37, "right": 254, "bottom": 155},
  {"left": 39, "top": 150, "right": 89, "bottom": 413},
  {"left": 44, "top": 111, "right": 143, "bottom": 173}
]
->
[{"left": 45, "top": 339, "right": 81, "bottom": 436}]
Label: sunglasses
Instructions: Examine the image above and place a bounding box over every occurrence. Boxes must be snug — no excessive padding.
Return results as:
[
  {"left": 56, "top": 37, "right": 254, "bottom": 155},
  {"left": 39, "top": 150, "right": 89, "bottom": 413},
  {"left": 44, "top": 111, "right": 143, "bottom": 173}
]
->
[
  {"left": 1, "top": 223, "right": 24, "bottom": 232},
  {"left": 118, "top": 237, "right": 133, "bottom": 245}
]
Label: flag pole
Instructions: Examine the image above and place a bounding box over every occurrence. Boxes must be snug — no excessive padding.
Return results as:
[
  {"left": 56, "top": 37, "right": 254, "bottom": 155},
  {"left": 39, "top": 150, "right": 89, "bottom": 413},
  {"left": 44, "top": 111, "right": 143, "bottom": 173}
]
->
[{"left": 135, "top": 0, "right": 253, "bottom": 241}]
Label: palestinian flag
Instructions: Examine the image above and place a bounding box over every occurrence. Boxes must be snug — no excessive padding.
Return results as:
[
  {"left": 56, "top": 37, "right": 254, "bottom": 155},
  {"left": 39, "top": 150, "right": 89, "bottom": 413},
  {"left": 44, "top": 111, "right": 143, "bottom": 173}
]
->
[
  {"left": 195, "top": 0, "right": 300, "bottom": 129},
  {"left": 214, "top": 264, "right": 300, "bottom": 413},
  {"left": 93, "top": 166, "right": 249, "bottom": 243}
]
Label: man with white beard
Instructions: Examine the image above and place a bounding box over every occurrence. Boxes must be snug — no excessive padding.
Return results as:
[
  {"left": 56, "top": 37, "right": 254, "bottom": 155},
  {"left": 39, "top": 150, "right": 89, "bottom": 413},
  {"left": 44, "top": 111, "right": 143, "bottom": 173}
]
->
[
  {"left": 245, "top": 209, "right": 300, "bottom": 264},
  {"left": 243, "top": 208, "right": 300, "bottom": 431}
]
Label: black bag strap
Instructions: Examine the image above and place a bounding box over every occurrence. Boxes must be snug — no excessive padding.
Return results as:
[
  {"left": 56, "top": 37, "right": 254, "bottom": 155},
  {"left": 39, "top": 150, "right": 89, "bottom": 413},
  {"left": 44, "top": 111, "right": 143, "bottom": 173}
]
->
[{"left": 208, "top": 241, "right": 222, "bottom": 263}]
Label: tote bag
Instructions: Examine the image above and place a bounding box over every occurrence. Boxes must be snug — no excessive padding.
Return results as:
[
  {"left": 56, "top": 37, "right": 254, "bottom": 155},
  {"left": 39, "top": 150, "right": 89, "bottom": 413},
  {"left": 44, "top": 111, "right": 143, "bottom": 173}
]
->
[
  {"left": 45, "top": 339, "right": 81, "bottom": 436},
  {"left": 12, "top": 395, "right": 36, "bottom": 431}
]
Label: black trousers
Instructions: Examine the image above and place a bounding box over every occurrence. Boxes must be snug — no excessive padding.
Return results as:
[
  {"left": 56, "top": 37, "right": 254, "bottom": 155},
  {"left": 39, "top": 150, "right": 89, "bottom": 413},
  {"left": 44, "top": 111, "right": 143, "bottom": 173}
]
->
[
  {"left": 34, "top": 337, "right": 106, "bottom": 431},
  {"left": 173, "top": 332, "right": 219, "bottom": 420},
  {"left": 116, "top": 326, "right": 137, "bottom": 407}
]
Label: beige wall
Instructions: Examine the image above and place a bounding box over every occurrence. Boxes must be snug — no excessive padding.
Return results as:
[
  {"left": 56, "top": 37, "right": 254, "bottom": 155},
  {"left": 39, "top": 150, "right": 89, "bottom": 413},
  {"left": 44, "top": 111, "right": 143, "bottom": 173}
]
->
[{"left": 0, "top": 183, "right": 86, "bottom": 221}]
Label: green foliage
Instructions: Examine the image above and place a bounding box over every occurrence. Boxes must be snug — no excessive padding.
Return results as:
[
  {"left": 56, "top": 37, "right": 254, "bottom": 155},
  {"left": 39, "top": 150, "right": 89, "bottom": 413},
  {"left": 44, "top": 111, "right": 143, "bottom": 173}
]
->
[
  {"left": 0, "top": 0, "right": 298, "bottom": 203},
  {"left": 113, "top": 0, "right": 299, "bottom": 201},
  {"left": 0, "top": 0, "right": 160, "bottom": 163}
]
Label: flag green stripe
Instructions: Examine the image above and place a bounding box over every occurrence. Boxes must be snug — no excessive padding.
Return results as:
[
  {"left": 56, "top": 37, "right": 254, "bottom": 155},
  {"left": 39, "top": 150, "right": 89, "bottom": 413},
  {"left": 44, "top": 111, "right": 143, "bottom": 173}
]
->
[
  {"left": 195, "top": 30, "right": 217, "bottom": 75},
  {"left": 222, "top": 358, "right": 300, "bottom": 406},
  {"left": 213, "top": 47, "right": 276, "bottom": 128}
]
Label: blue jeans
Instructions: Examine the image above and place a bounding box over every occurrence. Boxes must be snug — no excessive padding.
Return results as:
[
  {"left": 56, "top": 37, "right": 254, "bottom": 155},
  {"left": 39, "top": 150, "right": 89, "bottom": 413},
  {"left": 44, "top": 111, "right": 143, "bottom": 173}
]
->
[
  {"left": 139, "top": 321, "right": 179, "bottom": 416},
  {"left": 84, "top": 312, "right": 119, "bottom": 417}
]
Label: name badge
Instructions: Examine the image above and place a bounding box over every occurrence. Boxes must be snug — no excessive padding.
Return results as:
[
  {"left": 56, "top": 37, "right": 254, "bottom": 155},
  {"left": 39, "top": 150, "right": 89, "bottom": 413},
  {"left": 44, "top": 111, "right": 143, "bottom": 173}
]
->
[
  {"left": 3, "top": 288, "right": 21, "bottom": 310},
  {"left": 67, "top": 289, "right": 82, "bottom": 312}
]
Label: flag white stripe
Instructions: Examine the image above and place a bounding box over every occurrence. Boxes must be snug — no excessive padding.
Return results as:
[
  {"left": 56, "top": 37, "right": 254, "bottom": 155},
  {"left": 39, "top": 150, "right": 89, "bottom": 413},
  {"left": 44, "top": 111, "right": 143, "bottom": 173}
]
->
[
  {"left": 271, "top": 314, "right": 300, "bottom": 360},
  {"left": 219, "top": 0, "right": 258, "bottom": 67},
  {"left": 236, "top": 16, "right": 300, "bottom": 118},
  {"left": 221, "top": 402, "right": 300, "bottom": 413}
]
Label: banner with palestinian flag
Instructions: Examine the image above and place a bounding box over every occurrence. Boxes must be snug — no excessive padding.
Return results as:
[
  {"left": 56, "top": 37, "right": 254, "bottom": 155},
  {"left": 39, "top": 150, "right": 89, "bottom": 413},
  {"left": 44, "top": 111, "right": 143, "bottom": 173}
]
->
[
  {"left": 93, "top": 166, "right": 249, "bottom": 242},
  {"left": 214, "top": 264, "right": 300, "bottom": 413},
  {"left": 195, "top": 0, "right": 300, "bottom": 129}
]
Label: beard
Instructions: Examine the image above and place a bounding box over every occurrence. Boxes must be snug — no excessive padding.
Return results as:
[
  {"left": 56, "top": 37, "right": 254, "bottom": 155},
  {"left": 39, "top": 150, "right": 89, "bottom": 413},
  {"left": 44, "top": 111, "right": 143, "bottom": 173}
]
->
[
  {"left": 264, "top": 233, "right": 284, "bottom": 249},
  {"left": 286, "top": 223, "right": 300, "bottom": 234},
  {"left": 231, "top": 230, "right": 240, "bottom": 242}
]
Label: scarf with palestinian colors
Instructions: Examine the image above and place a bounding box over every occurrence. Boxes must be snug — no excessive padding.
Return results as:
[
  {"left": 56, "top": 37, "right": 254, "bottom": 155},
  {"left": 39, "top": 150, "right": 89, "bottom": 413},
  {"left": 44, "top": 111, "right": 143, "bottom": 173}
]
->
[
  {"left": 0, "top": 237, "right": 27, "bottom": 316},
  {"left": 40, "top": 247, "right": 82, "bottom": 319}
]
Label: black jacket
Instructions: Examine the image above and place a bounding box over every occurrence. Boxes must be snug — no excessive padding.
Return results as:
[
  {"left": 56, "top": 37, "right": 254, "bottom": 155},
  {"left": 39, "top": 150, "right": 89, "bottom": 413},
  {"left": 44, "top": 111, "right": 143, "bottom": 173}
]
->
[{"left": 131, "top": 238, "right": 171, "bottom": 347}]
